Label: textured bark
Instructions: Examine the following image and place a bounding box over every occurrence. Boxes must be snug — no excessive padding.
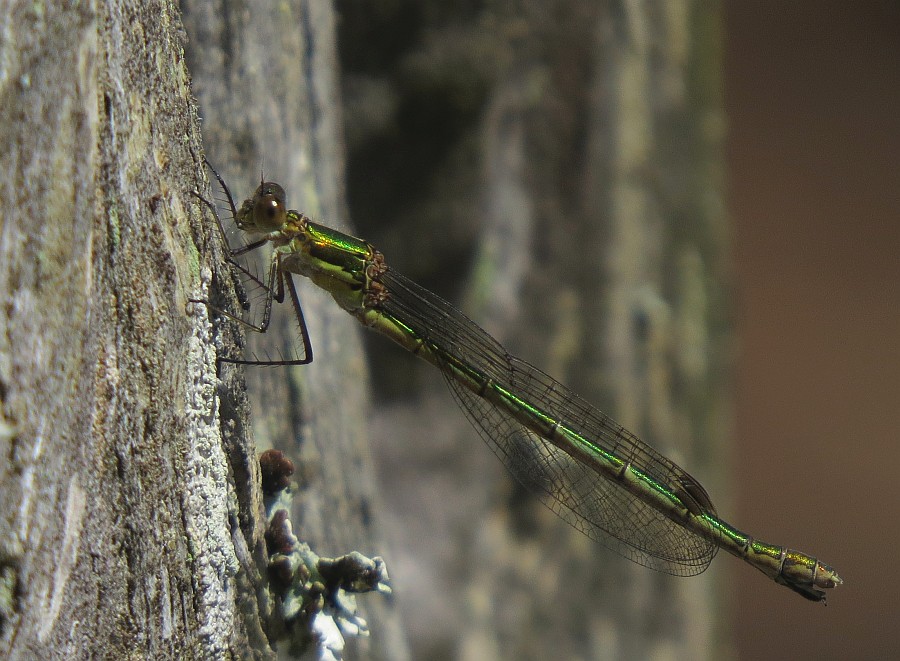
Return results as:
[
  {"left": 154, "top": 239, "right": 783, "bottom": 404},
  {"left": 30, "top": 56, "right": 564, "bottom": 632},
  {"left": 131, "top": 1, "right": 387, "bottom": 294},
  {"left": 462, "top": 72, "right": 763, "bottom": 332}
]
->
[
  {"left": 180, "top": 1, "right": 409, "bottom": 660},
  {"left": 339, "top": 1, "right": 730, "bottom": 659},
  {"left": 0, "top": 0, "right": 405, "bottom": 659},
  {"left": 0, "top": 0, "right": 266, "bottom": 657}
]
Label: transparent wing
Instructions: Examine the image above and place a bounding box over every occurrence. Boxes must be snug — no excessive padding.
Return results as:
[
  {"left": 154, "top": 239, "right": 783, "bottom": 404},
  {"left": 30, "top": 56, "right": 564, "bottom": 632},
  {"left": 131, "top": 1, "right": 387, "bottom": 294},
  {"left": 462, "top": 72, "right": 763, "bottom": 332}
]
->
[{"left": 381, "top": 267, "right": 718, "bottom": 575}]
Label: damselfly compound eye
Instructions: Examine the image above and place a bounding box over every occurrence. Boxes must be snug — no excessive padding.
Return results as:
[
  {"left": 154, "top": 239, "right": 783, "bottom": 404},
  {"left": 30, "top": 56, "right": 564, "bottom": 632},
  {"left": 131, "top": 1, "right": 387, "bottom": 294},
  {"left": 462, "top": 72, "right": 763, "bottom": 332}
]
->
[{"left": 253, "top": 182, "right": 287, "bottom": 229}]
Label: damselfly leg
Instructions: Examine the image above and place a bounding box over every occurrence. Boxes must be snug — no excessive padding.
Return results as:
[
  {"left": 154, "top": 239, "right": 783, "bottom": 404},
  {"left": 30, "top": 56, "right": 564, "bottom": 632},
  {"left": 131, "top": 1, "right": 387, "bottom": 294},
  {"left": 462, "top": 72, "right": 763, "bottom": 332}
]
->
[{"left": 191, "top": 162, "right": 313, "bottom": 366}]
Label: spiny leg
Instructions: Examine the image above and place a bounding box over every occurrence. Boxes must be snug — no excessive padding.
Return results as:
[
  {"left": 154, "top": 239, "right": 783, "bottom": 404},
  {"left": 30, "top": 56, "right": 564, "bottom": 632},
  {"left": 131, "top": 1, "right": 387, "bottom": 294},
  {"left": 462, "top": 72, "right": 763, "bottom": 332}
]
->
[{"left": 190, "top": 163, "right": 314, "bottom": 366}]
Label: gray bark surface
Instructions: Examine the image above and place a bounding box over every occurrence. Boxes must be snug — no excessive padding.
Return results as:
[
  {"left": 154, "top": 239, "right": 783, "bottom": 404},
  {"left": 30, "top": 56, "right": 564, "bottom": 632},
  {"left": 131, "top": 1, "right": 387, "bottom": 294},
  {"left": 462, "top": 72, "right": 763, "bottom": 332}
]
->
[
  {"left": 180, "top": 0, "right": 409, "bottom": 659},
  {"left": 0, "top": 0, "right": 406, "bottom": 659},
  {"left": 0, "top": 1, "right": 268, "bottom": 657}
]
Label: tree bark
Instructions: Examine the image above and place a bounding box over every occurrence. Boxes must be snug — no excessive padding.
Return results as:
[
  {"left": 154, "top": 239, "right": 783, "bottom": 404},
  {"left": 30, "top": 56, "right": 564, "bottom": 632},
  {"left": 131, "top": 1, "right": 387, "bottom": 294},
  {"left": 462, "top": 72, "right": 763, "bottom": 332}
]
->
[
  {"left": 0, "top": 0, "right": 257, "bottom": 657},
  {"left": 0, "top": 0, "right": 406, "bottom": 659},
  {"left": 181, "top": 1, "right": 409, "bottom": 659}
]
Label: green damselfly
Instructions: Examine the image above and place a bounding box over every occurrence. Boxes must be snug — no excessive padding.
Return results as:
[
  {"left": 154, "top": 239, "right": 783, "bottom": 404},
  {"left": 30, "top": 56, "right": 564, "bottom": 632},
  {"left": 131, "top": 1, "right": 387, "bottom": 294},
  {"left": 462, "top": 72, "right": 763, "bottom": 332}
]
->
[{"left": 195, "top": 165, "right": 841, "bottom": 602}]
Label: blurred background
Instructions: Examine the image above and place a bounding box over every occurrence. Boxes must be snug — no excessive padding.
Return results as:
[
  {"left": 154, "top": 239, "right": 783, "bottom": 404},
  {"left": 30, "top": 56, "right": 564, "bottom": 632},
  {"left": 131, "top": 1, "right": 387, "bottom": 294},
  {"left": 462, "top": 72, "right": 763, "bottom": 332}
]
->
[
  {"left": 334, "top": 1, "right": 898, "bottom": 659},
  {"left": 727, "top": 2, "right": 898, "bottom": 659}
]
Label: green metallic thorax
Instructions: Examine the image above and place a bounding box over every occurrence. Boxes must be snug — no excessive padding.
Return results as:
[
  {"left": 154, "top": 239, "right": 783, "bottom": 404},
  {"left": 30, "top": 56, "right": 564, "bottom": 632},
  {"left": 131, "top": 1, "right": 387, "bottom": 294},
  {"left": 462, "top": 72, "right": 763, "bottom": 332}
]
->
[{"left": 277, "top": 212, "right": 374, "bottom": 315}]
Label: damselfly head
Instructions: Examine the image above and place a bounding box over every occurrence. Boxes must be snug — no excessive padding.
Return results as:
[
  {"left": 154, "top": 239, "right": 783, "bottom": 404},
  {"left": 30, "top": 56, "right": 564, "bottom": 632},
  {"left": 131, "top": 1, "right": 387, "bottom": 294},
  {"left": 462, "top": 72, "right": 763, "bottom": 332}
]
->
[{"left": 237, "top": 181, "right": 288, "bottom": 232}]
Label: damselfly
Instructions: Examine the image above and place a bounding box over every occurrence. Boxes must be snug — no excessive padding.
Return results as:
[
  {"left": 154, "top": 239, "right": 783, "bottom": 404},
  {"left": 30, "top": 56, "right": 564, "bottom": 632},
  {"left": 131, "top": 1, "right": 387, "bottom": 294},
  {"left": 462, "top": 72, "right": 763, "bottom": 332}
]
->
[{"left": 194, "top": 165, "right": 841, "bottom": 602}]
